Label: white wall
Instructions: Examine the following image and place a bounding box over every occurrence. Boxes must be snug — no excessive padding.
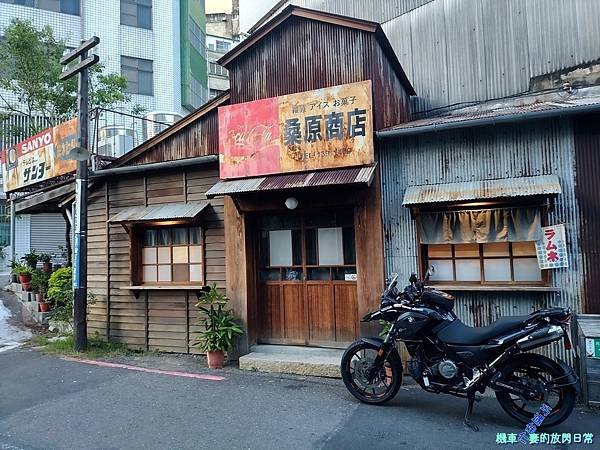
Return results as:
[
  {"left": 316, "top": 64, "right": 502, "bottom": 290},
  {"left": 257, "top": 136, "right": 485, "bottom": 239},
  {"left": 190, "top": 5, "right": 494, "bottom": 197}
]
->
[{"left": 0, "top": 0, "right": 186, "bottom": 118}]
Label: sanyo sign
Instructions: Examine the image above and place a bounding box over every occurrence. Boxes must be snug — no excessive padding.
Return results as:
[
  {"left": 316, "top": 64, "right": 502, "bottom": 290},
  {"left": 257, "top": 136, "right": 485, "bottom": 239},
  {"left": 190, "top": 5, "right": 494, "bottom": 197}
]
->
[{"left": 18, "top": 129, "right": 54, "bottom": 155}]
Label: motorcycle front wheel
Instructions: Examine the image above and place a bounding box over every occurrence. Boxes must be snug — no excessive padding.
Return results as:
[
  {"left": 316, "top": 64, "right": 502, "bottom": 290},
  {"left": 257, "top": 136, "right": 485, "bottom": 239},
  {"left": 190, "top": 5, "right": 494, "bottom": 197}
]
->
[
  {"left": 340, "top": 340, "right": 402, "bottom": 404},
  {"left": 495, "top": 353, "right": 576, "bottom": 427}
]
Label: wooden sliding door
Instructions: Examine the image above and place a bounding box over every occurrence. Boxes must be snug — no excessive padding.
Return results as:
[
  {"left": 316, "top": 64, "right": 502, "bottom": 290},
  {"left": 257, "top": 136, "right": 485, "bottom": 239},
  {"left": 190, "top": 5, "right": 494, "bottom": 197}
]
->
[{"left": 257, "top": 211, "right": 358, "bottom": 347}]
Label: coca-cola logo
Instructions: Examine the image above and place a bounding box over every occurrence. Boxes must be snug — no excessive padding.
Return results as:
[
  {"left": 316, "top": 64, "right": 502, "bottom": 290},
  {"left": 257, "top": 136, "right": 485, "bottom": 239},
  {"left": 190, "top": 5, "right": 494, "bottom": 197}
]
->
[{"left": 229, "top": 124, "right": 275, "bottom": 147}]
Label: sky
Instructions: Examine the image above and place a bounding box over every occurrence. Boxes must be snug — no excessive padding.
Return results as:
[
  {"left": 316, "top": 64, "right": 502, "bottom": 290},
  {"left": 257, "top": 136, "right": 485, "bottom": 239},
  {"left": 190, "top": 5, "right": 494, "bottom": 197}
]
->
[
  {"left": 204, "top": 0, "right": 283, "bottom": 33},
  {"left": 205, "top": 0, "right": 233, "bottom": 14},
  {"left": 239, "top": 0, "right": 281, "bottom": 32}
]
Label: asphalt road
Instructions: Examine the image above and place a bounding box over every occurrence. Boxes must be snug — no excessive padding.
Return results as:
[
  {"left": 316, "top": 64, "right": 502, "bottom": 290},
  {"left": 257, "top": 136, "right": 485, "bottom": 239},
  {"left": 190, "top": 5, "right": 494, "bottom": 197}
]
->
[{"left": 0, "top": 349, "right": 598, "bottom": 450}]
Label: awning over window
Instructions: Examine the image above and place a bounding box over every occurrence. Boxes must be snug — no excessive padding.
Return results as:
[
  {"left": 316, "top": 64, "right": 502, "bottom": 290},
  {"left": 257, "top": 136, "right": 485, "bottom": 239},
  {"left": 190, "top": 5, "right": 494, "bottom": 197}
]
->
[
  {"left": 402, "top": 175, "right": 561, "bottom": 206},
  {"left": 108, "top": 201, "right": 210, "bottom": 224},
  {"left": 205, "top": 165, "right": 377, "bottom": 198}
]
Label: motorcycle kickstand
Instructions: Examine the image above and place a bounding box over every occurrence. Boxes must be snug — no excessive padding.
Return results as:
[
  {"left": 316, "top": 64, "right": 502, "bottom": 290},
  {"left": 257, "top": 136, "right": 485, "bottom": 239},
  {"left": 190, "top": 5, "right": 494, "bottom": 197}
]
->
[{"left": 463, "top": 393, "right": 480, "bottom": 432}]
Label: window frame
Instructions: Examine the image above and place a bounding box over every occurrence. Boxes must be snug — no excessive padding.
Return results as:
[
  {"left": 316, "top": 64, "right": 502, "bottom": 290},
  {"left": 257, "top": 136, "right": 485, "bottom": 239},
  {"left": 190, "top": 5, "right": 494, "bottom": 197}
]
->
[
  {"left": 121, "top": 55, "right": 154, "bottom": 96},
  {"left": 209, "top": 61, "right": 228, "bottom": 77},
  {"left": 189, "top": 17, "right": 206, "bottom": 56},
  {"left": 257, "top": 210, "right": 357, "bottom": 283},
  {"left": 215, "top": 40, "right": 231, "bottom": 51},
  {"left": 132, "top": 225, "right": 205, "bottom": 286},
  {"left": 2, "top": 0, "right": 80, "bottom": 15},
  {"left": 422, "top": 242, "right": 548, "bottom": 286},
  {"left": 415, "top": 201, "right": 551, "bottom": 287},
  {"left": 120, "top": 0, "right": 152, "bottom": 30}
]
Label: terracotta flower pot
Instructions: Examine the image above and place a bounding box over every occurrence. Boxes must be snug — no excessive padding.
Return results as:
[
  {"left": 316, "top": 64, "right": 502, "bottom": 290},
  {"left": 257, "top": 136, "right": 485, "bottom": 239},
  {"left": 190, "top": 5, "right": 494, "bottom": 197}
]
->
[
  {"left": 207, "top": 350, "right": 225, "bottom": 369},
  {"left": 39, "top": 302, "right": 50, "bottom": 312},
  {"left": 19, "top": 274, "right": 32, "bottom": 284}
]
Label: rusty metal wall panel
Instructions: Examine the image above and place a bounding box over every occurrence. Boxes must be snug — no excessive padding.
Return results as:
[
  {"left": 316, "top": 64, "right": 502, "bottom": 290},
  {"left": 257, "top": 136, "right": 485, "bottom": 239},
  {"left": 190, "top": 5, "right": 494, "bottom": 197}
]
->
[
  {"left": 379, "top": 119, "right": 582, "bottom": 363},
  {"left": 251, "top": 0, "right": 436, "bottom": 28},
  {"left": 228, "top": 16, "right": 410, "bottom": 129},
  {"left": 276, "top": 0, "right": 600, "bottom": 115},
  {"left": 574, "top": 114, "right": 600, "bottom": 314},
  {"left": 526, "top": 0, "right": 600, "bottom": 78}
]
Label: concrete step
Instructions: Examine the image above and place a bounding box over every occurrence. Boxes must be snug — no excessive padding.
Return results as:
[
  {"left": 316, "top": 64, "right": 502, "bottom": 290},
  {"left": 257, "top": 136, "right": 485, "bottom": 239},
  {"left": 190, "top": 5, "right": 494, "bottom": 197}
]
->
[
  {"left": 239, "top": 345, "right": 343, "bottom": 378},
  {"left": 19, "top": 291, "right": 35, "bottom": 302}
]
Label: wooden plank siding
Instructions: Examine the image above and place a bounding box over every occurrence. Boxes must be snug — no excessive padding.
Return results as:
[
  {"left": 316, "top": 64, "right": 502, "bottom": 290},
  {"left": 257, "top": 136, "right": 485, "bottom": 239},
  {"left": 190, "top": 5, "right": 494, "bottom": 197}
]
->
[{"left": 86, "top": 164, "right": 224, "bottom": 353}]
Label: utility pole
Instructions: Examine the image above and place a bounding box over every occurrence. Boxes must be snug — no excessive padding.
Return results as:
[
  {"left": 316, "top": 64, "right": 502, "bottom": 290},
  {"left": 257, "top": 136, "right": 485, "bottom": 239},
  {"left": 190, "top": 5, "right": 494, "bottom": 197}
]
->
[{"left": 59, "top": 36, "right": 99, "bottom": 352}]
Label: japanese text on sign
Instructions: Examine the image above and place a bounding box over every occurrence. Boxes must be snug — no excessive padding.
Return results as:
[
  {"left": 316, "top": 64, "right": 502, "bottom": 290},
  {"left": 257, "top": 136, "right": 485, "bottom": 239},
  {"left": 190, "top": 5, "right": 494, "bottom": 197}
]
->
[
  {"left": 1, "top": 118, "right": 78, "bottom": 192},
  {"left": 218, "top": 81, "right": 374, "bottom": 179},
  {"left": 535, "top": 224, "right": 568, "bottom": 270}
]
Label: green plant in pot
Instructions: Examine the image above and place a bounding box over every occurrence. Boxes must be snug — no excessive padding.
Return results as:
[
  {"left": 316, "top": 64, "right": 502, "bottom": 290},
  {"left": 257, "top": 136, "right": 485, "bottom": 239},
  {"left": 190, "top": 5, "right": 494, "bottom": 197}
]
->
[
  {"left": 21, "top": 249, "right": 40, "bottom": 269},
  {"left": 193, "top": 284, "right": 244, "bottom": 369},
  {"left": 10, "top": 261, "right": 23, "bottom": 283},
  {"left": 46, "top": 267, "right": 96, "bottom": 325},
  {"left": 40, "top": 253, "right": 52, "bottom": 273},
  {"left": 18, "top": 266, "right": 33, "bottom": 290},
  {"left": 47, "top": 267, "right": 73, "bottom": 321},
  {"left": 31, "top": 269, "right": 50, "bottom": 304}
]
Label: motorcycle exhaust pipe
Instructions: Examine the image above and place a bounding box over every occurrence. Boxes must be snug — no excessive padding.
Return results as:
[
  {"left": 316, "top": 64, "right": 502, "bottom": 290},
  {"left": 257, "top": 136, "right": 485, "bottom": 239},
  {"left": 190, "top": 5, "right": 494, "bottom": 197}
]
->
[{"left": 516, "top": 325, "right": 563, "bottom": 351}]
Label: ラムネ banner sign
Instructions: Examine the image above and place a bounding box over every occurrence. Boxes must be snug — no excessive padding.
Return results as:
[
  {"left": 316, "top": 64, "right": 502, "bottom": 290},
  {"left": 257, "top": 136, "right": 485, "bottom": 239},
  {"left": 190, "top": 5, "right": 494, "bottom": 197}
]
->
[
  {"left": 218, "top": 80, "right": 374, "bottom": 179},
  {"left": 1, "top": 118, "right": 78, "bottom": 192},
  {"left": 535, "top": 224, "right": 568, "bottom": 270}
]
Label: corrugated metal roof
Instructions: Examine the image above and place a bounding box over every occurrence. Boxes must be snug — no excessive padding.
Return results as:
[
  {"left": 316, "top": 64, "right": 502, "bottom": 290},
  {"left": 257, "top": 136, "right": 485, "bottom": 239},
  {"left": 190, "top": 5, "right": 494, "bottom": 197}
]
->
[
  {"left": 382, "top": 97, "right": 600, "bottom": 133},
  {"left": 402, "top": 175, "right": 561, "bottom": 205},
  {"left": 206, "top": 165, "right": 377, "bottom": 197},
  {"left": 108, "top": 201, "right": 210, "bottom": 223}
]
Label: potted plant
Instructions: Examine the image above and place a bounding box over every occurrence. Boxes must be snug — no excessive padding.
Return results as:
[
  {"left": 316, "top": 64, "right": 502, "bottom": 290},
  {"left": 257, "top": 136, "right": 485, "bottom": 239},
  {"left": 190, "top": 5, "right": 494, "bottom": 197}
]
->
[
  {"left": 193, "top": 284, "right": 244, "bottom": 369},
  {"left": 31, "top": 269, "right": 49, "bottom": 303},
  {"left": 9, "top": 261, "right": 22, "bottom": 283},
  {"left": 18, "top": 266, "right": 33, "bottom": 291},
  {"left": 21, "top": 249, "right": 40, "bottom": 269},
  {"left": 46, "top": 267, "right": 95, "bottom": 331},
  {"left": 40, "top": 253, "right": 52, "bottom": 273}
]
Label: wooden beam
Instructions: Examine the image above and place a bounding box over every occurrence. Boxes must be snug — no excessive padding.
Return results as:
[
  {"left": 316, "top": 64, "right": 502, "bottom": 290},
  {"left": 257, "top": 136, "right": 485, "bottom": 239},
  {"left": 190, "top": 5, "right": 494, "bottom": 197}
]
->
[
  {"left": 60, "top": 36, "right": 99, "bottom": 65},
  {"left": 224, "top": 197, "right": 250, "bottom": 357},
  {"left": 59, "top": 54, "right": 99, "bottom": 80}
]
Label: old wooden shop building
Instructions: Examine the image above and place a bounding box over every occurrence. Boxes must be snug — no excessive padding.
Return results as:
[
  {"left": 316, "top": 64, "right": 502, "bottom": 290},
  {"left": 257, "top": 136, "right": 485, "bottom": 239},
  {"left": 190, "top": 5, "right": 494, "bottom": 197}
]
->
[{"left": 75, "top": 5, "right": 600, "bottom": 360}]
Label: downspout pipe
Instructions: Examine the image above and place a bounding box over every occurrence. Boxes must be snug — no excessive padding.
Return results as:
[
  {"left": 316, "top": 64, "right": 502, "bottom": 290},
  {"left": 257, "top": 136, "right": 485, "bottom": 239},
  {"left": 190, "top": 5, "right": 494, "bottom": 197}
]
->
[
  {"left": 90, "top": 155, "right": 218, "bottom": 178},
  {"left": 376, "top": 102, "right": 600, "bottom": 139}
]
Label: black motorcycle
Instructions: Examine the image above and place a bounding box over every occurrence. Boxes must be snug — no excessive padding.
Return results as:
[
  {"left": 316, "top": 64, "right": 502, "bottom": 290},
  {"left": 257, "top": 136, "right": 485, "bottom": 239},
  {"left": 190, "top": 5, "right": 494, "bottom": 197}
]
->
[{"left": 340, "top": 269, "right": 579, "bottom": 431}]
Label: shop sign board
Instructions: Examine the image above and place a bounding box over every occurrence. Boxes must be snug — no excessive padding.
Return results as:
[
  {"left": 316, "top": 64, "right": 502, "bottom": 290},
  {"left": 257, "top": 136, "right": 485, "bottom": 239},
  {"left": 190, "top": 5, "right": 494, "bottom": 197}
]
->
[
  {"left": 535, "top": 224, "right": 568, "bottom": 270},
  {"left": 1, "top": 118, "right": 78, "bottom": 192},
  {"left": 218, "top": 80, "right": 374, "bottom": 179}
]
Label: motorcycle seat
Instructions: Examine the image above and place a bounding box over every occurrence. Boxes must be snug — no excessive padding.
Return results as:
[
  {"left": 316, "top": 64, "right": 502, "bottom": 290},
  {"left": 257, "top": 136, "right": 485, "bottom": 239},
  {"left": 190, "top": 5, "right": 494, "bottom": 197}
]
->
[{"left": 437, "top": 316, "right": 529, "bottom": 345}]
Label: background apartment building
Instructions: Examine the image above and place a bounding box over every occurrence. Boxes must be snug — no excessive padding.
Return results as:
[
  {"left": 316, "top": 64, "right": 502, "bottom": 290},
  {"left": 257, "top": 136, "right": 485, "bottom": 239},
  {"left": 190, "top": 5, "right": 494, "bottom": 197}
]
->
[
  {"left": 205, "top": 0, "right": 239, "bottom": 99},
  {"left": 0, "top": 0, "right": 208, "bottom": 268}
]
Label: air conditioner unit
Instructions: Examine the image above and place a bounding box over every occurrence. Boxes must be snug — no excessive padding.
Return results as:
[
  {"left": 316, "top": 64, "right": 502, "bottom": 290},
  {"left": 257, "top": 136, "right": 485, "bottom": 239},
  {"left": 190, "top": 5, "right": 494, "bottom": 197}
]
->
[
  {"left": 97, "top": 126, "right": 135, "bottom": 158},
  {"left": 142, "top": 111, "right": 184, "bottom": 141}
]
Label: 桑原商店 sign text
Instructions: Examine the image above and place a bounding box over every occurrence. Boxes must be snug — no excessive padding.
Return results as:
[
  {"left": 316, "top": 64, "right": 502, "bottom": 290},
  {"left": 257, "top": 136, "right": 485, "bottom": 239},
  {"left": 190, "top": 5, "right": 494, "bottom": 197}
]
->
[{"left": 217, "top": 80, "right": 374, "bottom": 179}]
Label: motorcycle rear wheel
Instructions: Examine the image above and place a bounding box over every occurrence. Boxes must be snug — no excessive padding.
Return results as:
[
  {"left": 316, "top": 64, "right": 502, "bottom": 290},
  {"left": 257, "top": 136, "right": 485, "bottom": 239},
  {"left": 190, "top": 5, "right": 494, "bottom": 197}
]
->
[
  {"left": 341, "top": 340, "right": 402, "bottom": 404},
  {"left": 495, "top": 353, "right": 576, "bottom": 427}
]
